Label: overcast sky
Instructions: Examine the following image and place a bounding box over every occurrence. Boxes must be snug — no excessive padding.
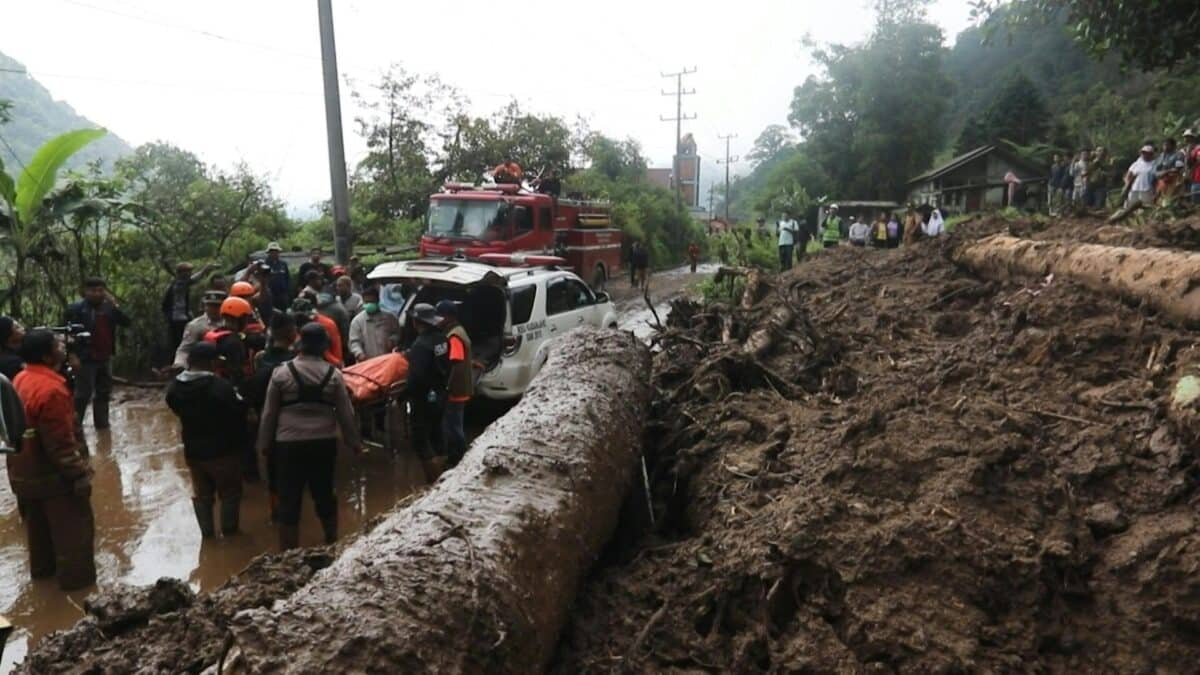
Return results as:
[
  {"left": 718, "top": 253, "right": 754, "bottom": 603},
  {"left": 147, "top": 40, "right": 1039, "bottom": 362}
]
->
[{"left": 1, "top": 0, "right": 975, "bottom": 214}]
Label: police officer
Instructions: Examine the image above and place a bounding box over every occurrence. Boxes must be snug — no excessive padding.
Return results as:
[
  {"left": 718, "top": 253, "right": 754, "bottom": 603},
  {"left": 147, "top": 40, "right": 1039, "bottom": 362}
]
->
[
  {"left": 256, "top": 323, "right": 361, "bottom": 549},
  {"left": 405, "top": 303, "right": 450, "bottom": 482}
]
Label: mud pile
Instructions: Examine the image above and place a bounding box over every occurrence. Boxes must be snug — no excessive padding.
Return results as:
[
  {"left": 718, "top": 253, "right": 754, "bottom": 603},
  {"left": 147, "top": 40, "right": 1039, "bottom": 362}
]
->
[
  {"left": 19, "top": 548, "right": 332, "bottom": 673},
  {"left": 555, "top": 218, "right": 1200, "bottom": 673}
]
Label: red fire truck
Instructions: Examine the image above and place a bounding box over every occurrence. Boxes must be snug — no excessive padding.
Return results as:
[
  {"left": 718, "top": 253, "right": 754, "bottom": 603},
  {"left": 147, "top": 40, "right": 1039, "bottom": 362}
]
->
[{"left": 419, "top": 183, "right": 622, "bottom": 289}]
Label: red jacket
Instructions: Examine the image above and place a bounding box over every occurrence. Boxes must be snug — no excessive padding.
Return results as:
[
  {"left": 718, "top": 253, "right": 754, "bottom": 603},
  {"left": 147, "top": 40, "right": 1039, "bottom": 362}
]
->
[
  {"left": 314, "top": 313, "right": 343, "bottom": 367},
  {"left": 7, "top": 364, "right": 90, "bottom": 499}
]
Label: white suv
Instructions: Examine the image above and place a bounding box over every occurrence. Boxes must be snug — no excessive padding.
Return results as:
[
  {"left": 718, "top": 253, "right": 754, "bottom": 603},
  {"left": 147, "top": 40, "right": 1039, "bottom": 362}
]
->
[{"left": 368, "top": 260, "right": 618, "bottom": 401}]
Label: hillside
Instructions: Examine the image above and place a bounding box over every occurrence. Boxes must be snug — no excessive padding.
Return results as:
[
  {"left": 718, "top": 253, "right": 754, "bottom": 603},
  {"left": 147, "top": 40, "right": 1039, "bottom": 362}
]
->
[{"left": 0, "top": 50, "right": 132, "bottom": 170}]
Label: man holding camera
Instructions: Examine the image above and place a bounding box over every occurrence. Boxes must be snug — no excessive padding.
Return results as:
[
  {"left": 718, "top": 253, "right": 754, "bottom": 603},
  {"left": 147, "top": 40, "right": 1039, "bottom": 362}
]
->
[
  {"left": 8, "top": 329, "right": 96, "bottom": 590},
  {"left": 65, "top": 277, "right": 130, "bottom": 429}
]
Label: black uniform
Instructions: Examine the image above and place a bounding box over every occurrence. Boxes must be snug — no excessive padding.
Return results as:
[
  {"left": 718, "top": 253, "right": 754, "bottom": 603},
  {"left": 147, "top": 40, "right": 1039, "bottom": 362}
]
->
[{"left": 405, "top": 327, "right": 450, "bottom": 459}]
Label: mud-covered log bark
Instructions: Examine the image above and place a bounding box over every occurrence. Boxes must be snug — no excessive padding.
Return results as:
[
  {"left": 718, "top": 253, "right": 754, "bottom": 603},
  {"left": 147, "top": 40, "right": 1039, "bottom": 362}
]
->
[
  {"left": 225, "top": 328, "right": 651, "bottom": 674},
  {"left": 955, "top": 234, "right": 1200, "bottom": 326}
]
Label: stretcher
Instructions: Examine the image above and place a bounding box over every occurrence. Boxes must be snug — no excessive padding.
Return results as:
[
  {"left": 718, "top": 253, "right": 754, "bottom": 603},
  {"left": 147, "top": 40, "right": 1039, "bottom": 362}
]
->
[{"left": 342, "top": 353, "right": 410, "bottom": 453}]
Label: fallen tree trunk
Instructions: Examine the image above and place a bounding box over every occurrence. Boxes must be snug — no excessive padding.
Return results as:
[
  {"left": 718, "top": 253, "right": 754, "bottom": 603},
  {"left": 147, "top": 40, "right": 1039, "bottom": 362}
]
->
[
  {"left": 954, "top": 234, "right": 1200, "bottom": 326},
  {"left": 225, "top": 327, "right": 651, "bottom": 674}
]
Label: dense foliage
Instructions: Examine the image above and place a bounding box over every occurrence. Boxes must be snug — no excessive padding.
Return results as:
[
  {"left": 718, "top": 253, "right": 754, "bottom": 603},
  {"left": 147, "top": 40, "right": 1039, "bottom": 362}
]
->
[{"left": 726, "top": 0, "right": 1200, "bottom": 222}]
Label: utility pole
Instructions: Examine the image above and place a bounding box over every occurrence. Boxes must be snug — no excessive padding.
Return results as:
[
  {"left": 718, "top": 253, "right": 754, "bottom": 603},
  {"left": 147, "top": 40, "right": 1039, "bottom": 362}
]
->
[
  {"left": 317, "top": 0, "right": 352, "bottom": 265},
  {"left": 716, "top": 133, "right": 739, "bottom": 223},
  {"left": 660, "top": 68, "right": 696, "bottom": 210},
  {"left": 707, "top": 181, "right": 716, "bottom": 218}
]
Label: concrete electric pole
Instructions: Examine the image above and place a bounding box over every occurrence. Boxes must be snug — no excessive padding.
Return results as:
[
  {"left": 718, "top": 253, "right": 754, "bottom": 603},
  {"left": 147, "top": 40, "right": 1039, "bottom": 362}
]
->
[
  {"left": 660, "top": 68, "right": 696, "bottom": 210},
  {"left": 716, "top": 133, "right": 739, "bottom": 223},
  {"left": 317, "top": 0, "right": 352, "bottom": 265}
]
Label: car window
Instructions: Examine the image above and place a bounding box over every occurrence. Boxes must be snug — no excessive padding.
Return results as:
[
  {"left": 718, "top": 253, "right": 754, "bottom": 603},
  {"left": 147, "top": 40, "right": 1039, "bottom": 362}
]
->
[
  {"left": 510, "top": 284, "right": 537, "bottom": 325},
  {"left": 545, "top": 278, "right": 572, "bottom": 316},
  {"left": 563, "top": 279, "right": 593, "bottom": 309},
  {"left": 539, "top": 206, "right": 553, "bottom": 231},
  {"left": 515, "top": 206, "right": 533, "bottom": 233}
]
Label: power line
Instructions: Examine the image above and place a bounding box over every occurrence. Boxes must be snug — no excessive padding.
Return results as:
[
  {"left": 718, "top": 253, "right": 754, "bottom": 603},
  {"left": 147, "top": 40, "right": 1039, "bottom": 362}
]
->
[
  {"left": 0, "top": 65, "right": 321, "bottom": 97},
  {"left": 660, "top": 67, "right": 696, "bottom": 209}
]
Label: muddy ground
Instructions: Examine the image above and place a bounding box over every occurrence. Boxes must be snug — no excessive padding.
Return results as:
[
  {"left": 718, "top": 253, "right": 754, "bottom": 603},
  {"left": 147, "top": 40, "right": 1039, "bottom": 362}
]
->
[
  {"left": 2, "top": 265, "right": 712, "bottom": 673},
  {"left": 554, "top": 216, "right": 1200, "bottom": 673}
]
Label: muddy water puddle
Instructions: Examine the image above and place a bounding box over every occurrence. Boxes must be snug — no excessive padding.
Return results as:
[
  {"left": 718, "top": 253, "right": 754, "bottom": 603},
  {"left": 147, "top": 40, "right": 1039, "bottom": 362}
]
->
[{"left": 0, "top": 391, "right": 427, "bottom": 672}]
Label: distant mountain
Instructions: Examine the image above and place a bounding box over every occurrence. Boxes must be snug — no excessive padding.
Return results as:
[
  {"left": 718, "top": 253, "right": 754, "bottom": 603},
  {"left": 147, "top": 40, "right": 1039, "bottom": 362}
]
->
[{"left": 0, "top": 50, "right": 132, "bottom": 171}]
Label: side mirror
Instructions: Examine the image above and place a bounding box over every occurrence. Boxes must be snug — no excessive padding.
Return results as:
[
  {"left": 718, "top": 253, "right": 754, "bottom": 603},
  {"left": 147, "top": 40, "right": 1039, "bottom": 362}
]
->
[{"left": 594, "top": 291, "right": 610, "bottom": 303}]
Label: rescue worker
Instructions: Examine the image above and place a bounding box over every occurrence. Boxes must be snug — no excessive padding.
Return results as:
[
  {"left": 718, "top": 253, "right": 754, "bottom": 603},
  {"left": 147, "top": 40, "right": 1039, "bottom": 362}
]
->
[
  {"left": 297, "top": 248, "right": 330, "bottom": 287},
  {"left": 249, "top": 313, "right": 298, "bottom": 522},
  {"left": 292, "top": 296, "right": 343, "bottom": 367},
  {"left": 161, "top": 261, "right": 215, "bottom": 357},
  {"left": 171, "top": 290, "right": 225, "bottom": 372},
  {"left": 437, "top": 300, "right": 472, "bottom": 467},
  {"left": 8, "top": 329, "right": 96, "bottom": 590},
  {"left": 348, "top": 286, "right": 400, "bottom": 362},
  {"left": 256, "top": 322, "right": 361, "bottom": 549},
  {"left": 406, "top": 303, "right": 450, "bottom": 482},
  {"left": 166, "top": 342, "right": 246, "bottom": 537},
  {"left": 206, "top": 296, "right": 265, "bottom": 481},
  {"left": 0, "top": 316, "right": 26, "bottom": 380},
  {"left": 65, "top": 277, "right": 130, "bottom": 429},
  {"left": 687, "top": 242, "right": 700, "bottom": 274},
  {"left": 821, "top": 205, "right": 842, "bottom": 249},
  {"left": 336, "top": 276, "right": 363, "bottom": 318},
  {"left": 265, "top": 242, "right": 291, "bottom": 311}
]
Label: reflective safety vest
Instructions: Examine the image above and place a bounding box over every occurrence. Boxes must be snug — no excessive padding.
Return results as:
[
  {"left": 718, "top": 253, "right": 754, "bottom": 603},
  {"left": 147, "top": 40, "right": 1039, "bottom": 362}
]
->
[{"left": 823, "top": 217, "right": 842, "bottom": 243}]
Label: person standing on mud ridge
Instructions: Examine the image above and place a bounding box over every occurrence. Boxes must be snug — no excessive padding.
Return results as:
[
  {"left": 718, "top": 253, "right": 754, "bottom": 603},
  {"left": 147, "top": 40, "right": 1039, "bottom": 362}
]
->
[
  {"left": 821, "top": 205, "right": 842, "bottom": 249},
  {"left": 8, "top": 329, "right": 96, "bottom": 590},
  {"left": 777, "top": 210, "right": 799, "bottom": 271},
  {"left": 257, "top": 323, "right": 361, "bottom": 549},
  {"left": 65, "top": 277, "right": 130, "bottom": 430},
  {"left": 1124, "top": 144, "right": 1158, "bottom": 209},
  {"left": 437, "top": 300, "right": 472, "bottom": 468},
  {"left": 903, "top": 207, "right": 923, "bottom": 247},
  {"left": 405, "top": 303, "right": 450, "bottom": 482},
  {"left": 166, "top": 342, "right": 247, "bottom": 538}
]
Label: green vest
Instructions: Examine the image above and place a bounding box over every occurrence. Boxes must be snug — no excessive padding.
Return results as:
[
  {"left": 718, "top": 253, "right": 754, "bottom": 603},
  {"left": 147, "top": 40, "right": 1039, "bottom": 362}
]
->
[{"left": 823, "top": 217, "right": 842, "bottom": 243}]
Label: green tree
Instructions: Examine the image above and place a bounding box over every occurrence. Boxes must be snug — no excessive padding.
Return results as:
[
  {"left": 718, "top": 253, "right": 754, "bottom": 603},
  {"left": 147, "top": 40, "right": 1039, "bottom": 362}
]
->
[
  {"left": 789, "top": 1, "right": 952, "bottom": 200},
  {"left": 956, "top": 70, "right": 1049, "bottom": 152},
  {"left": 972, "top": 0, "right": 1200, "bottom": 71},
  {"left": 0, "top": 127, "right": 106, "bottom": 316},
  {"left": 746, "top": 124, "right": 794, "bottom": 166}
]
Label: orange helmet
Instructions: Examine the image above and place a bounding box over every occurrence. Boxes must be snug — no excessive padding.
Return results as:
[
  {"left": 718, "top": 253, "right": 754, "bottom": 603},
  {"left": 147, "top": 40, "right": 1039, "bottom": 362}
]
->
[
  {"left": 230, "top": 281, "right": 256, "bottom": 298},
  {"left": 220, "top": 296, "right": 254, "bottom": 318}
]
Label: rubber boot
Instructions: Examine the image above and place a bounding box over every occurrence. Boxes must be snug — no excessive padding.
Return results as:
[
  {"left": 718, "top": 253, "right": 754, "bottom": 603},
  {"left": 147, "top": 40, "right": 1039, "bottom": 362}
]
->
[
  {"left": 420, "top": 456, "right": 446, "bottom": 484},
  {"left": 320, "top": 516, "right": 338, "bottom": 545},
  {"left": 220, "top": 498, "right": 241, "bottom": 536},
  {"left": 192, "top": 498, "right": 215, "bottom": 538},
  {"left": 278, "top": 524, "right": 300, "bottom": 551},
  {"left": 92, "top": 399, "right": 110, "bottom": 430}
]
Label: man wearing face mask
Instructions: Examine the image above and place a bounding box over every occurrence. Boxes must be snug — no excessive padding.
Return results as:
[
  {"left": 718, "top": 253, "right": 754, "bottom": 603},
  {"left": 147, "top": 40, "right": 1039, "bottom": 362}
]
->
[{"left": 348, "top": 285, "right": 401, "bottom": 362}]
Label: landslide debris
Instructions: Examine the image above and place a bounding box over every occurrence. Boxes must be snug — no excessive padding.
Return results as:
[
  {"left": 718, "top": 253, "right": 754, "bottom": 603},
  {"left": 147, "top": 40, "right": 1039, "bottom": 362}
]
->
[
  {"left": 19, "top": 548, "right": 333, "bottom": 674},
  {"left": 555, "top": 217, "right": 1200, "bottom": 674}
]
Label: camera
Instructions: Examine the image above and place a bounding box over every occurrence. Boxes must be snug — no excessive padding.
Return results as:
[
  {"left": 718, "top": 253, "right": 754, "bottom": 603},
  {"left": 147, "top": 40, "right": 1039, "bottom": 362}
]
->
[{"left": 38, "top": 323, "right": 92, "bottom": 355}]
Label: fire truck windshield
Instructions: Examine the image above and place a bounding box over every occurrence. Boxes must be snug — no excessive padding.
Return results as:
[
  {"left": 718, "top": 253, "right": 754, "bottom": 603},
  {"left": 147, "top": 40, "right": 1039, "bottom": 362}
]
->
[{"left": 427, "top": 199, "right": 508, "bottom": 240}]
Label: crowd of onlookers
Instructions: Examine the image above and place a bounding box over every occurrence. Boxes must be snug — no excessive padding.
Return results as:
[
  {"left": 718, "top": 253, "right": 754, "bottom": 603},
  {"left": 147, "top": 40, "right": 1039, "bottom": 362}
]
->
[{"left": 1048, "top": 128, "right": 1200, "bottom": 213}]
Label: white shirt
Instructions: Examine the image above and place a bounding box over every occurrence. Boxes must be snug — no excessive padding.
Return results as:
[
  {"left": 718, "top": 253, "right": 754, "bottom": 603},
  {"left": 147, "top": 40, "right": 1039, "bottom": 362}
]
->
[
  {"left": 777, "top": 219, "right": 798, "bottom": 246},
  {"left": 1128, "top": 157, "right": 1156, "bottom": 192},
  {"left": 848, "top": 221, "right": 870, "bottom": 242}
]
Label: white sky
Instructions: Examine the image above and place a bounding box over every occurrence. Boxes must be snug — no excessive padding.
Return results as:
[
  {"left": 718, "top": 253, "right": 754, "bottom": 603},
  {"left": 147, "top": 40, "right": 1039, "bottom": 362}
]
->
[{"left": 1, "top": 0, "right": 975, "bottom": 214}]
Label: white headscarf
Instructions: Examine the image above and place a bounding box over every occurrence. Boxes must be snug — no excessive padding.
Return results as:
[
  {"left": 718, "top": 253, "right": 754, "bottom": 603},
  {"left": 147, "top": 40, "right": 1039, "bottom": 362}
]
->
[{"left": 925, "top": 208, "right": 945, "bottom": 237}]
